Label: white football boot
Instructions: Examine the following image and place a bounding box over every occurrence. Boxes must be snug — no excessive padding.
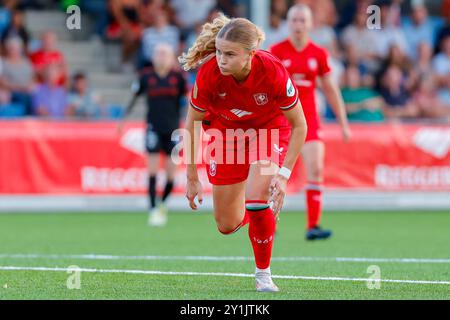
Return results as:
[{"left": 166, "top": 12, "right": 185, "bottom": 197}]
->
[
  {"left": 148, "top": 207, "right": 167, "bottom": 227},
  {"left": 255, "top": 268, "right": 279, "bottom": 292}
]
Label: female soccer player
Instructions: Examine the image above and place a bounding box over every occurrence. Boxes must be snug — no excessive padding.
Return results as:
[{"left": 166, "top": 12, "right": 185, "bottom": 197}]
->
[
  {"left": 270, "top": 4, "right": 351, "bottom": 241},
  {"left": 179, "top": 14, "right": 307, "bottom": 292},
  {"left": 119, "top": 43, "right": 187, "bottom": 227}
]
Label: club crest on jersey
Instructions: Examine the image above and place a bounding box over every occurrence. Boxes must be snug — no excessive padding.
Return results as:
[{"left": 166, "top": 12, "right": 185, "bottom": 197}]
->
[
  {"left": 209, "top": 160, "right": 217, "bottom": 177},
  {"left": 253, "top": 93, "right": 268, "bottom": 106},
  {"left": 308, "top": 58, "right": 318, "bottom": 71}
]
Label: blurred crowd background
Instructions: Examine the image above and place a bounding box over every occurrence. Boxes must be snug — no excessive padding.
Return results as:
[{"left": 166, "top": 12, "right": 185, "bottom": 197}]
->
[{"left": 0, "top": 0, "right": 449, "bottom": 123}]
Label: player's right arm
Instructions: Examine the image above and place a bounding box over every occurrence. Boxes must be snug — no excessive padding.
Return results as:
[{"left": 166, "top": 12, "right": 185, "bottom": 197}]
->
[
  {"left": 184, "top": 68, "right": 210, "bottom": 210},
  {"left": 184, "top": 105, "right": 205, "bottom": 210}
]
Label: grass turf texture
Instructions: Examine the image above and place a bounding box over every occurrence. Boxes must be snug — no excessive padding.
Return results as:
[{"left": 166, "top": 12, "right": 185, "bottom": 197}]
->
[{"left": 0, "top": 211, "right": 448, "bottom": 300}]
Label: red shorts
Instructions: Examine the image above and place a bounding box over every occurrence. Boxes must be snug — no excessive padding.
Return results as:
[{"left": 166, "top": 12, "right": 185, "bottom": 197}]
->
[
  {"left": 301, "top": 98, "right": 322, "bottom": 142},
  {"left": 305, "top": 115, "right": 322, "bottom": 142},
  {"left": 203, "top": 123, "right": 291, "bottom": 185}
]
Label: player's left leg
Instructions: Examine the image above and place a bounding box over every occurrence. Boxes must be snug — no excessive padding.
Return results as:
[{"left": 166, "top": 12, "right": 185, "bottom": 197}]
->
[
  {"left": 301, "top": 140, "right": 331, "bottom": 240},
  {"left": 245, "top": 161, "right": 280, "bottom": 292},
  {"left": 157, "top": 155, "right": 177, "bottom": 221},
  {"left": 146, "top": 152, "right": 166, "bottom": 226}
]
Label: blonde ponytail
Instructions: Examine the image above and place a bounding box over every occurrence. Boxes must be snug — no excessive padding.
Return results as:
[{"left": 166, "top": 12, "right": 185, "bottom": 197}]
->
[
  {"left": 178, "top": 13, "right": 231, "bottom": 71},
  {"left": 179, "top": 13, "right": 266, "bottom": 71}
]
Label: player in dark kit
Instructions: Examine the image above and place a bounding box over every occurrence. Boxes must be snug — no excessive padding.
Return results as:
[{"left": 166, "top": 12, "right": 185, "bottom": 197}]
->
[{"left": 119, "top": 43, "right": 187, "bottom": 227}]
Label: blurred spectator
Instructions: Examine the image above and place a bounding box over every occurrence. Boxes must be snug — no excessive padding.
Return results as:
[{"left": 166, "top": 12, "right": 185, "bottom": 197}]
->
[
  {"left": 79, "top": 0, "right": 109, "bottom": 39},
  {"left": 370, "top": 1, "right": 409, "bottom": 59},
  {"left": 1, "top": 6, "right": 29, "bottom": 52},
  {"left": 308, "top": 0, "right": 339, "bottom": 57},
  {"left": 340, "top": 8, "right": 380, "bottom": 73},
  {"left": 216, "top": 0, "right": 240, "bottom": 17},
  {"left": 32, "top": 64, "right": 69, "bottom": 118},
  {"left": 106, "top": 0, "right": 142, "bottom": 68},
  {"left": 0, "top": 87, "right": 25, "bottom": 117},
  {"left": 432, "top": 34, "right": 450, "bottom": 107},
  {"left": 436, "top": 3, "right": 450, "bottom": 53},
  {"left": 379, "top": 64, "right": 419, "bottom": 119},
  {"left": 67, "top": 72, "right": 103, "bottom": 119},
  {"left": 402, "top": 1, "right": 442, "bottom": 60},
  {"left": 30, "top": 31, "right": 67, "bottom": 86},
  {"left": 264, "top": 11, "right": 288, "bottom": 49},
  {"left": 383, "top": 44, "right": 414, "bottom": 78},
  {"left": 170, "top": 0, "right": 217, "bottom": 36},
  {"left": 412, "top": 74, "right": 450, "bottom": 119},
  {"left": 0, "top": 37, "right": 34, "bottom": 115},
  {"left": 343, "top": 44, "right": 374, "bottom": 88},
  {"left": 386, "top": 0, "right": 403, "bottom": 27},
  {"left": 0, "top": 0, "right": 15, "bottom": 36},
  {"left": 140, "top": 7, "right": 180, "bottom": 69},
  {"left": 340, "top": 66, "right": 384, "bottom": 122},
  {"left": 271, "top": 0, "right": 287, "bottom": 18},
  {"left": 414, "top": 42, "right": 434, "bottom": 78}
]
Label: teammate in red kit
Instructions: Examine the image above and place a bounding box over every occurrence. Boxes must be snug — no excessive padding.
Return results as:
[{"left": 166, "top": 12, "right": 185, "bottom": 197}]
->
[
  {"left": 270, "top": 4, "right": 351, "bottom": 241},
  {"left": 179, "top": 14, "right": 307, "bottom": 292}
]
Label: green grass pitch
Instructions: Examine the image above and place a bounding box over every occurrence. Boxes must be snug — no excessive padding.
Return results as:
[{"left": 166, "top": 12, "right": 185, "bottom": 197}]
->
[{"left": 0, "top": 210, "right": 449, "bottom": 300}]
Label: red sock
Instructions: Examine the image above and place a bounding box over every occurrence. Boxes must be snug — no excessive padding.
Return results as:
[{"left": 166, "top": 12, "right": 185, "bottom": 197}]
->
[
  {"left": 246, "top": 200, "right": 276, "bottom": 269},
  {"left": 306, "top": 182, "right": 323, "bottom": 229}
]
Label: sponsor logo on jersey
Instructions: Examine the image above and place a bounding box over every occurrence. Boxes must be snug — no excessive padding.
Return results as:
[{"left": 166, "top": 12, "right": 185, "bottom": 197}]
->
[
  {"left": 230, "top": 109, "right": 253, "bottom": 118},
  {"left": 286, "top": 78, "right": 295, "bottom": 97},
  {"left": 413, "top": 128, "right": 450, "bottom": 159},
  {"left": 253, "top": 93, "right": 268, "bottom": 106},
  {"left": 274, "top": 144, "right": 284, "bottom": 155}
]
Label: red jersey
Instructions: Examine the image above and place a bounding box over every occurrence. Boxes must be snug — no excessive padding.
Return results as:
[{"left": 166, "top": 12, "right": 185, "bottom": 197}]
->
[
  {"left": 270, "top": 39, "right": 331, "bottom": 141},
  {"left": 190, "top": 50, "right": 299, "bottom": 130},
  {"left": 30, "top": 50, "right": 66, "bottom": 85}
]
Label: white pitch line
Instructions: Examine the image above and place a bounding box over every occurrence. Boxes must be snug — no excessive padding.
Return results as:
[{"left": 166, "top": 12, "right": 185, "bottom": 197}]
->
[
  {"left": 0, "top": 266, "right": 449, "bottom": 285},
  {"left": 0, "top": 253, "right": 449, "bottom": 264}
]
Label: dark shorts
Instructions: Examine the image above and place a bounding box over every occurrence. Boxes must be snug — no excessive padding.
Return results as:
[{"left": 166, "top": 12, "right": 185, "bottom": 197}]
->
[{"left": 145, "top": 126, "right": 178, "bottom": 155}]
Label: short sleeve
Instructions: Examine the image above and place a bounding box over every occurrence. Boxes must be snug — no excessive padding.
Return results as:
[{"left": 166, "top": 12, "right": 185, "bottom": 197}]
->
[
  {"left": 318, "top": 48, "right": 332, "bottom": 76},
  {"left": 275, "top": 65, "right": 299, "bottom": 111},
  {"left": 190, "top": 66, "right": 211, "bottom": 113}
]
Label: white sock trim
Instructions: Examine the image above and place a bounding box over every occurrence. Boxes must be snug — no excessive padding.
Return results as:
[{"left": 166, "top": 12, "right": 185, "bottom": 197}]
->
[{"left": 256, "top": 267, "right": 271, "bottom": 274}]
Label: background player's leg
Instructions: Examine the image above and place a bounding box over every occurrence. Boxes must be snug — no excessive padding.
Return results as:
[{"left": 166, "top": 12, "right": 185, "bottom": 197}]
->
[
  {"left": 147, "top": 153, "right": 159, "bottom": 209},
  {"left": 212, "top": 181, "right": 246, "bottom": 234},
  {"left": 301, "top": 141, "right": 331, "bottom": 240},
  {"left": 161, "top": 156, "right": 176, "bottom": 203},
  {"left": 245, "top": 161, "right": 279, "bottom": 292},
  {"left": 147, "top": 153, "right": 166, "bottom": 227},
  {"left": 161, "top": 136, "right": 177, "bottom": 204},
  {"left": 157, "top": 154, "right": 176, "bottom": 223}
]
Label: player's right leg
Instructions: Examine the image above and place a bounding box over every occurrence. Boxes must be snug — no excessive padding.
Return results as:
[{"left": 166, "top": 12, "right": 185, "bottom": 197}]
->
[
  {"left": 212, "top": 181, "right": 247, "bottom": 234},
  {"left": 301, "top": 140, "right": 331, "bottom": 240}
]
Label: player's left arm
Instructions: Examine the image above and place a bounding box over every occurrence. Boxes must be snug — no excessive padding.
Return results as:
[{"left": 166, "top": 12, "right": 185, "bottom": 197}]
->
[
  {"left": 269, "top": 101, "right": 307, "bottom": 216},
  {"left": 320, "top": 74, "right": 351, "bottom": 141},
  {"left": 280, "top": 102, "right": 307, "bottom": 172}
]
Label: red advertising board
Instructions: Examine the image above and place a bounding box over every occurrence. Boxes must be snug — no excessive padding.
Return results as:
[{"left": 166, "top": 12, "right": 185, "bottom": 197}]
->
[{"left": 0, "top": 120, "right": 449, "bottom": 194}]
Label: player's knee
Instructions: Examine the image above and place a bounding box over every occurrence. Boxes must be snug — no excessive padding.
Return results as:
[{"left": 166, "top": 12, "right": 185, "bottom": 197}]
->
[
  {"left": 309, "top": 164, "right": 323, "bottom": 181},
  {"left": 215, "top": 217, "right": 242, "bottom": 235}
]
